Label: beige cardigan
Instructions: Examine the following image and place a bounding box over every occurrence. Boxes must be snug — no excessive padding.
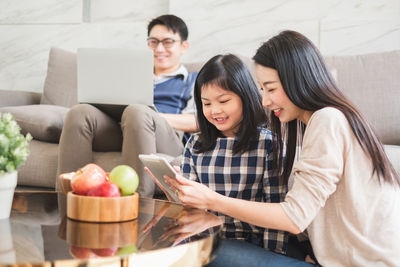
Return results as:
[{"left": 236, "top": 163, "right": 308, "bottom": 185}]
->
[{"left": 281, "top": 107, "right": 400, "bottom": 266}]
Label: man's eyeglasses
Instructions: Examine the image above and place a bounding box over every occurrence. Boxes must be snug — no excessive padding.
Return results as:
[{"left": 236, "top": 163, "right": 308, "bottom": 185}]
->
[{"left": 147, "top": 37, "right": 181, "bottom": 49}]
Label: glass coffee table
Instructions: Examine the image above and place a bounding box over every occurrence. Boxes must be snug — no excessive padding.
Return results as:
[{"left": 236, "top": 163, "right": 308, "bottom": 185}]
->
[{"left": 1, "top": 191, "right": 222, "bottom": 266}]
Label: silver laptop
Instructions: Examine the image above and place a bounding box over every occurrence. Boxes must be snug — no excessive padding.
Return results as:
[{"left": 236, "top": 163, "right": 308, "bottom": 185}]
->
[{"left": 77, "top": 48, "right": 153, "bottom": 106}]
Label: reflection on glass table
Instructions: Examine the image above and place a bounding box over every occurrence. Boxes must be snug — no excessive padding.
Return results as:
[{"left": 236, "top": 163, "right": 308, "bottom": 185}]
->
[{"left": 1, "top": 191, "right": 222, "bottom": 266}]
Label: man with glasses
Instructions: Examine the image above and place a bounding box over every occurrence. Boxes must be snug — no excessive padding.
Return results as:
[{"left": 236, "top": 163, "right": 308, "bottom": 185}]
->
[{"left": 57, "top": 15, "right": 198, "bottom": 198}]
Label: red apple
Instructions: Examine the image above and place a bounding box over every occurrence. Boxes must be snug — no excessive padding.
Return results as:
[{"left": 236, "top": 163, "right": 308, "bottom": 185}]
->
[
  {"left": 69, "top": 245, "right": 98, "bottom": 259},
  {"left": 71, "top": 163, "right": 108, "bottom": 195},
  {"left": 87, "top": 181, "right": 121, "bottom": 197},
  {"left": 92, "top": 247, "right": 118, "bottom": 257}
]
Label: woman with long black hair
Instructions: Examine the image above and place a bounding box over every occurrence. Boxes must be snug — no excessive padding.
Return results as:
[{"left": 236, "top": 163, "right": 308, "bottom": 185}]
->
[{"left": 165, "top": 30, "right": 400, "bottom": 266}]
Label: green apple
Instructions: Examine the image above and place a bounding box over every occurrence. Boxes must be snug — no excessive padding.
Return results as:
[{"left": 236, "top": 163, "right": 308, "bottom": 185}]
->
[
  {"left": 116, "top": 244, "right": 137, "bottom": 256},
  {"left": 109, "top": 165, "right": 139, "bottom": 195}
]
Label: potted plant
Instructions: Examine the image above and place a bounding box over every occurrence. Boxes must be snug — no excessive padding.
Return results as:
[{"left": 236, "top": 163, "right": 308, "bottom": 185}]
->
[{"left": 0, "top": 113, "right": 31, "bottom": 219}]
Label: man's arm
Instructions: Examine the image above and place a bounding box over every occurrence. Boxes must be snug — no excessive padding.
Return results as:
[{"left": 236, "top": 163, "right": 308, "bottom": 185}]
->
[{"left": 159, "top": 113, "right": 199, "bottom": 133}]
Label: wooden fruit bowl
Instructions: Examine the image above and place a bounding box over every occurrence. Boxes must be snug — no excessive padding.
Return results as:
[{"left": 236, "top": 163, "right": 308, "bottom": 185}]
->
[
  {"left": 67, "top": 192, "right": 139, "bottom": 222},
  {"left": 66, "top": 218, "right": 138, "bottom": 248},
  {"left": 59, "top": 172, "right": 75, "bottom": 195}
]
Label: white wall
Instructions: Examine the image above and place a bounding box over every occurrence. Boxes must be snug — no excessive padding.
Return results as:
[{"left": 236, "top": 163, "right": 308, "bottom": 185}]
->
[{"left": 1, "top": 0, "right": 399, "bottom": 93}]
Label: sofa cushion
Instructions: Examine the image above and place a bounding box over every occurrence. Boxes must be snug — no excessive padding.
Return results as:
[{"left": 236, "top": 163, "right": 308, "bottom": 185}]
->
[
  {"left": 185, "top": 55, "right": 257, "bottom": 80},
  {"left": 0, "top": 105, "right": 69, "bottom": 143},
  {"left": 324, "top": 51, "right": 400, "bottom": 145},
  {"left": 40, "top": 47, "right": 78, "bottom": 108},
  {"left": 185, "top": 61, "right": 205, "bottom": 73},
  {"left": 17, "top": 139, "right": 59, "bottom": 188}
]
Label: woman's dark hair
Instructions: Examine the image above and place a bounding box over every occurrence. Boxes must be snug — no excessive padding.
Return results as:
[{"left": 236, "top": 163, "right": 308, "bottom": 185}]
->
[
  {"left": 147, "top": 14, "right": 188, "bottom": 41},
  {"left": 253, "top": 30, "right": 399, "bottom": 186},
  {"left": 194, "top": 54, "right": 267, "bottom": 154}
]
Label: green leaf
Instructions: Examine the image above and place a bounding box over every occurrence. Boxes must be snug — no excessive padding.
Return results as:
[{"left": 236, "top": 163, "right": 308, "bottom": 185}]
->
[{"left": 0, "top": 113, "right": 31, "bottom": 173}]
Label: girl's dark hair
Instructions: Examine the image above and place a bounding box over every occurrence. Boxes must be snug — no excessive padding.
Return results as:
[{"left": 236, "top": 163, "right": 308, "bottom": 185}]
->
[
  {"left": 194, "top": 54, "right": 267, "bottom": 154},
  {"left": 253, "top": 30, "right": 399, "bottom": 186},
  {"left": 147, "top": 14, "right": 188, "bottom": 41}
]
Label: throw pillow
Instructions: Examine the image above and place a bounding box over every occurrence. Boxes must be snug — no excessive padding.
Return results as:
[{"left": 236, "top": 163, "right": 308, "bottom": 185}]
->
[
  {"left": 40, "top": 47, "right": 78, "bottom": 108},
  {"left": 0, "top": 105, "right": 69, "bottom": 143},
  {"left": 324, "top": 51, "right": 400, "bottom": 145}
]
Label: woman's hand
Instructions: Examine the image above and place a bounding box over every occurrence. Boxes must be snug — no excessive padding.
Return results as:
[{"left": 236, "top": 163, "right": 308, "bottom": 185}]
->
[{"left": 164, "top": 173, "right": 220, "bottom": 210}]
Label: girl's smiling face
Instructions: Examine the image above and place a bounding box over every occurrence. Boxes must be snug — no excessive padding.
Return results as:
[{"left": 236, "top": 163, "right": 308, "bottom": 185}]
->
[
  {"left": 255, "top": 64, "right": 313, "bottom": 124},
  {"left": 201, "top": 84, "right": 243, "bottom": 137}
]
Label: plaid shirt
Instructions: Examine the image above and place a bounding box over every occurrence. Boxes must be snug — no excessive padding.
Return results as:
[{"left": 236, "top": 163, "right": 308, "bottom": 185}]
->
[{"left": 181, "top": 128, "right": 288, "bottom": 254}]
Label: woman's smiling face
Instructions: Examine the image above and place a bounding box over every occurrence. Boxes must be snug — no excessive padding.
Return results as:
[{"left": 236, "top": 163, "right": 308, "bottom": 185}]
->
[{"left": 255, "top": 64, "right": 312, "bottom": 124}]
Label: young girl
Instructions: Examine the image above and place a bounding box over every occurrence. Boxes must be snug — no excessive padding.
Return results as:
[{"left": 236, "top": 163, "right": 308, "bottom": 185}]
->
[
  {"left": 174, "top": 54, "right": 289, "bottom": 254},
  {"left": 166, "top": 31, "right": 400, "bottom": 266}
]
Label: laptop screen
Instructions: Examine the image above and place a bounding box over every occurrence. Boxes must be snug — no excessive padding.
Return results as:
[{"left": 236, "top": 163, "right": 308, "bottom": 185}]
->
[{"left": 77, "top": 48, "right": 153, "bottom": 106}]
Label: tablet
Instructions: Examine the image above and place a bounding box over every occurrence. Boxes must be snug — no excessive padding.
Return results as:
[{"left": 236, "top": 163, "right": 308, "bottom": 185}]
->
[{"left": 139, "top": 154, "right": 180, "bottom": 203}]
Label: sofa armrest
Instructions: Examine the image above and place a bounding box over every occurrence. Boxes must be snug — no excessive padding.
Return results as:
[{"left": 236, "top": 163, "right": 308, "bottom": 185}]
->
[{"left": 0, "top": 89, "right": 42, "bottom": 107}]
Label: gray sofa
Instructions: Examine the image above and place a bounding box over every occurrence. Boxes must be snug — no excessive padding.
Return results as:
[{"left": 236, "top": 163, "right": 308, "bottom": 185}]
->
[{"left": 0, "top": 48, "right": 399, "bottom": 189}]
